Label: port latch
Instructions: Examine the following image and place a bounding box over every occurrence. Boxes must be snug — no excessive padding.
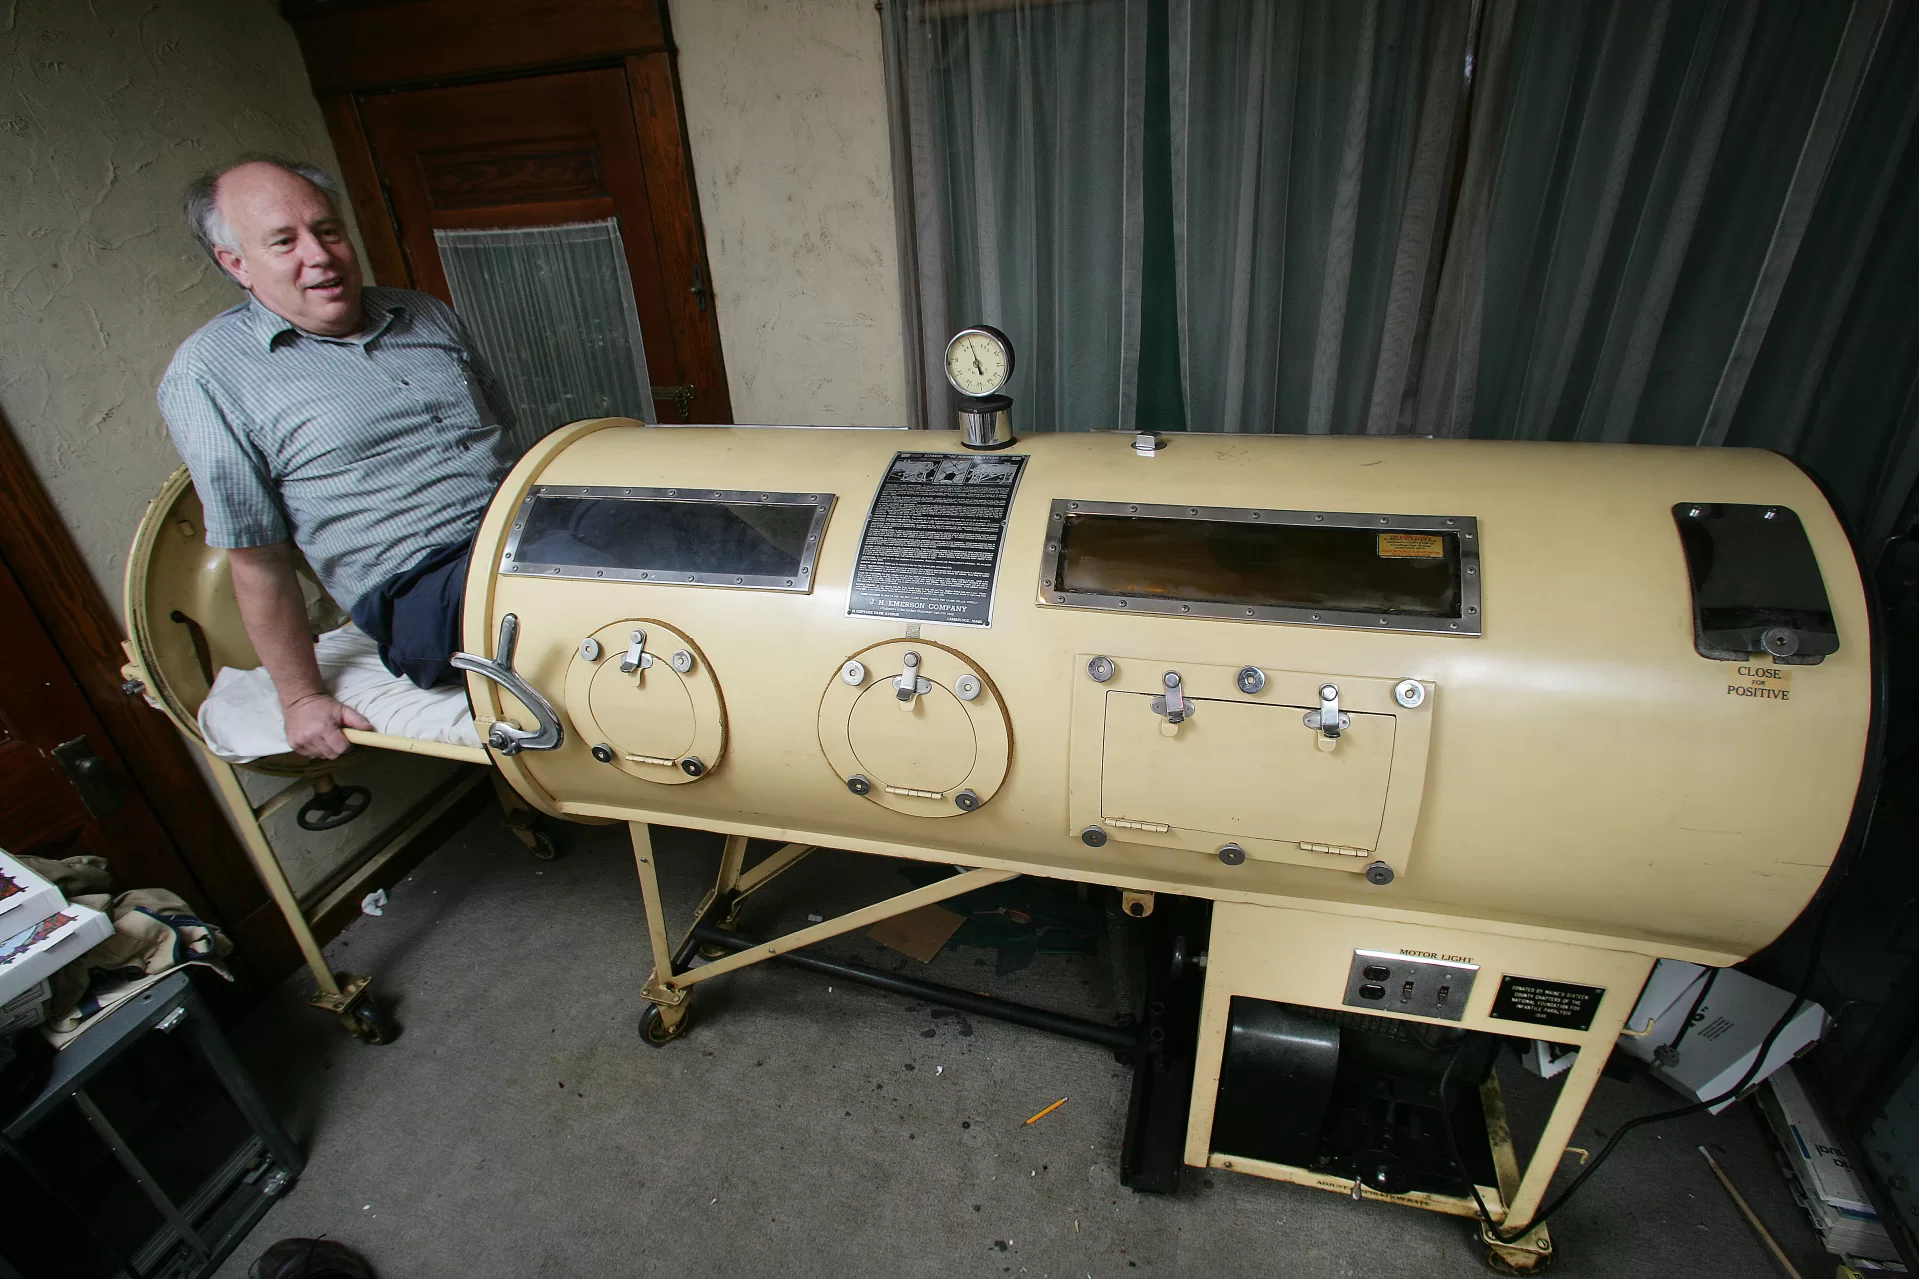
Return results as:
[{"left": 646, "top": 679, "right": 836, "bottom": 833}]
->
[{"left": 1342, "top": 949, "right": 1479, "bottom": 1023}]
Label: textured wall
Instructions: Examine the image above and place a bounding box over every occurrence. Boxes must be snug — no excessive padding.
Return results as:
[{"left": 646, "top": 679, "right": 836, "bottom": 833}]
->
[
  {"left": 673, "top": 0, "right": 908, "bottom": 426},
  {"left": 0, "top": 0, "right": 356, "bottom": 610}
]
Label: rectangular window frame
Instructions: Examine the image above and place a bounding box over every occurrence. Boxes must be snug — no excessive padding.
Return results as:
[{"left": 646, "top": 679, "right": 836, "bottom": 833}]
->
[
  {"left": 1037, "top": 498, "right": 1481, "bottom": 636},
  {"left": 501, "top": 483, "right": 835, "bottom": 592}
]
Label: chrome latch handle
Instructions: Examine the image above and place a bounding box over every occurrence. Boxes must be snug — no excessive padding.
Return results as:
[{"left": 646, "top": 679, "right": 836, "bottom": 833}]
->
[
  {"left": 1150, "top": 670, "right": 1193, "bottom": 725},
  {"left": 1303, "top": 683, "right": 1350, "bottom": 739},
  {"left": 450, "top": 613, "right": 564, "bottom": 756},
  {"left": 620, "top": 627, "right": 654, "bottom": 675},
  {"left": 894, "top": 650, "right": 932, "bottom": 706}
]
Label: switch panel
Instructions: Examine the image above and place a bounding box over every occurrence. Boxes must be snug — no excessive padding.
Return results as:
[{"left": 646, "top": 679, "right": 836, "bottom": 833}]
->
[{"left": 1342, "top": 949, "right": 1478, "bottom": 1022}]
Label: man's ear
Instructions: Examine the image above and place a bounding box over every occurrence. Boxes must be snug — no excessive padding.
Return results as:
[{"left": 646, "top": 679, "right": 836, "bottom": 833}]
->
[{"left": 213, "top": 245, "right": 251, "bottom": 289}]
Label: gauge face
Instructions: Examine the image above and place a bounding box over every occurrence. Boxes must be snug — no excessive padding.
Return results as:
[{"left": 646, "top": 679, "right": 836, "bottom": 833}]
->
[{"left": 945, "top": 326, "right": 1014, "bottom": 397}]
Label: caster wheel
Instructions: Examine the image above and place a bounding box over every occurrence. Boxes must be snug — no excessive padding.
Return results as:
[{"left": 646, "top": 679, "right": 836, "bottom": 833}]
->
[
  {"left": 639, "top": 1004, "right": 691, "bottom": 1047},
  {"left": 346, "top": 1002, "right": 398, "bottom": 1045},
  {"left": 526, "top": 830, "right": 561, "bottom": 861},
  {"left": 697, "top": 941, "right": 732, "bottom": 961}
]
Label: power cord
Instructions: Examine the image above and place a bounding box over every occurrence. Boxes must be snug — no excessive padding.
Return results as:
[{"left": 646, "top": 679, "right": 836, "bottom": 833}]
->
[{"left": 1437, "top": 893, "right": 1837, "bottom": 1245}]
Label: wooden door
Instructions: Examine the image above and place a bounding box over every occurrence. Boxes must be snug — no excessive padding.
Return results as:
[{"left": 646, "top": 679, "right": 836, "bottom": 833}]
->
[
  {"left": 0, "top": 554, "right": 195, "bottom": 895},
  {"left": 359, "top": 65, "right": 730, "bottom": 424}
]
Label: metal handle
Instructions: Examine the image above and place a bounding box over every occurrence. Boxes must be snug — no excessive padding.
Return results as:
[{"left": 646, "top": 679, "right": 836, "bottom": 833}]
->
[
  {"left": 895, "top": 650, "right": 931, "bottom": 704},
  {"left": 450, "top": 614, "right": 565, "bottom": 756},
  {"left": 1303, "top": 683, "right": 1351, "bottom": 739}
]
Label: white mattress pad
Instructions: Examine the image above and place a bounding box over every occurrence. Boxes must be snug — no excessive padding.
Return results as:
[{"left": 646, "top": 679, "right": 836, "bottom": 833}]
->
[{"left": 197, "top": 623, "right": 481, "bottom": 763}]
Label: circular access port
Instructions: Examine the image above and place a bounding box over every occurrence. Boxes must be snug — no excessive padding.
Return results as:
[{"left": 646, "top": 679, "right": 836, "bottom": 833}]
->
[{"left": 845, "top": 683, "right": 976, "bottom": 794}]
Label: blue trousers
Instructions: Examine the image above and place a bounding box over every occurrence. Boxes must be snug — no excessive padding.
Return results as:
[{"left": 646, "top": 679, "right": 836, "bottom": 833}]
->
[{"left": 349, "top": 542, "right": 472, "bottom": 689}]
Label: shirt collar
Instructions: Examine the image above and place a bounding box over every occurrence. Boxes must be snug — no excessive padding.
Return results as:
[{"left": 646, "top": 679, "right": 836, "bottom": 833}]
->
[{"left": 249, "top": 290, "right": 404, "bottom": 352}]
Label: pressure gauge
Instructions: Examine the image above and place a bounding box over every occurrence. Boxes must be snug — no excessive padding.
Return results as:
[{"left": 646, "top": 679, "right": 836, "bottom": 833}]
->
[{"left": 945, "top": 325, "right": 1014, "bottom": 397}]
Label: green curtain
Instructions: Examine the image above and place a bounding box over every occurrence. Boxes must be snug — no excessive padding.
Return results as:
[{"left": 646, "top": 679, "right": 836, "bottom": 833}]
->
[{"left": 886, "top": 0, "right": 1919, "bottom": 540}]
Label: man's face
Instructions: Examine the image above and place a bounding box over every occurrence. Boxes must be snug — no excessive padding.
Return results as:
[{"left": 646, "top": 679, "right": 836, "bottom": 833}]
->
[{"left": 213, "top": 163, "right": 364, "bottom": 337}]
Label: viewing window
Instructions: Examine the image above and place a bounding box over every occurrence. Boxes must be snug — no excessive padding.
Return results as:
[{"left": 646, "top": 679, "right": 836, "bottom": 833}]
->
[
  {"left": 1041, "top": 500, "right": 1478, "bottom": 635},
  {"left": 504, "top": 486, "right": 833, "bottom": 591}
]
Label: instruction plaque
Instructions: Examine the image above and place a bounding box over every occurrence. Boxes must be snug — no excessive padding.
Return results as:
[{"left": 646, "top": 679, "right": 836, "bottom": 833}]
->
[{"left": 847, "top": 451, "right": 1028, "bottom": 627}]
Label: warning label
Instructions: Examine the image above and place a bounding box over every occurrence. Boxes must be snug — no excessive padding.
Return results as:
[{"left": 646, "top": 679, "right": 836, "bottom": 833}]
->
[
  {"left": 1488, "top": 975, "right": 1606, "bottom": 1032},
  {"left": 847, "top": 452, "right": 1027, "bottom": 628},
  {"left": 1727, "top": 662, "right": 1792, "bottom": 703},
  {"left": 1376, "top": 533, "right": 1446, "bottom": 559}
]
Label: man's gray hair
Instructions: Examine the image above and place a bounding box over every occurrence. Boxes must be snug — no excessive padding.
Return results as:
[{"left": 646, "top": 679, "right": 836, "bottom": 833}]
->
[{"left": 184, "top": 154, "right": 341, "bottom": 273}]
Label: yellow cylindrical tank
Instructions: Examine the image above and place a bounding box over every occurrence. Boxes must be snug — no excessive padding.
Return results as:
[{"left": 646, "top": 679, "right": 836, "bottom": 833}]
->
[{"left": 465, "top": 422, "right": 1871, "bottom": 965}]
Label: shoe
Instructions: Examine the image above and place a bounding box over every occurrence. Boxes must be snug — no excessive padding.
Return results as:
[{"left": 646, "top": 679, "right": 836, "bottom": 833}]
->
[{"left": 249, "top": 1238, "right": 375, "bottom": 1279}]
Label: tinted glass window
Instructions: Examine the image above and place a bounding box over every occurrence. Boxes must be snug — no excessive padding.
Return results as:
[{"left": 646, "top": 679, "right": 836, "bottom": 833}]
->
[
  {"left": 1058, "top": 514, "right": 1462, "bottom": 618},
  {"left": 514, "top": 496, "right": 815, "bottom": 579},
  {"left": 1674, "top": 503, "right": 1838, "bottom": 659}
]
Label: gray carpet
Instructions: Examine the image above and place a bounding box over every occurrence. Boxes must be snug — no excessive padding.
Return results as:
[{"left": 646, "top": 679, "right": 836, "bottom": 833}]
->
[{"left": 213, "top": 808, "right": 1834, "bottom": 1278}]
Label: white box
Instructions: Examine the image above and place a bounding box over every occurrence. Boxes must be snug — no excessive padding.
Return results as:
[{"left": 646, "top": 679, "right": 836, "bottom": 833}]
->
[
  {"left": 1519, "top": 1039, "right": 1580, "bottom": 1079},
  {"left": 0, "top": 904, "right": 111, "bottom": 1005},
  {"left": 1622, "top": 958, "right": 1711, "bottom": 1038},
  {"left": 0, "top": 979, "right": 48, "bottom": 1034},
  {"left": 0, "top": 851, "right": 66, "bottom": 940},
  {"left": 1764, "top": 1065, "right": 1875, "bottom": 1215},
  {"left": 1621, "top": 964, "right": 1825, "bottom": 1112}
]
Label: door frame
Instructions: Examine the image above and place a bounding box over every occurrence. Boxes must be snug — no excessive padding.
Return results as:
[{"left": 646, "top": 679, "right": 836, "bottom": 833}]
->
[
  {"left": 0, "top": 411, "right": 303, "bottom": 996},
  {"left": 283, "top": 0, "right": 733, "bottom": 423}
]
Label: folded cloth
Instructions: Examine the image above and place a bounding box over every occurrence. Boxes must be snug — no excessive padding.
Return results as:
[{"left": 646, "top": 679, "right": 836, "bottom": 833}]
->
[
  {"left": 14, "top": 852, "right": 111, "bottom": 898},
  {"left": 198, "top": 622, "right": 481, "bottom": 763},
  {"left": 46, "top": 887, "right": 234, "bottom": 1032}
]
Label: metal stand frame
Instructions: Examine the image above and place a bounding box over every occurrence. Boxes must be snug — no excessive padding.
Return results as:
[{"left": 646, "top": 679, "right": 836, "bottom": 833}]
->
[
  {"left": 1, "top": 971, "right": 302, "bottom": 1279},
  {"left": 201, "top": 746, "right": 498, "bottom": 1043},
  {"left": 627, "top": 821, "right": 1151, "bottom": 1056}
]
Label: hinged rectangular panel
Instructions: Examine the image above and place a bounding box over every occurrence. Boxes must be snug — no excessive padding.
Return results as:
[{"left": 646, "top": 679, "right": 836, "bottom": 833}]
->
[
  {"left": 1100, "top": 693, "right": 1394, "bottom": 851},
  {"left": 1068, "top": 657, "right": 1435, "bottom": 875}
]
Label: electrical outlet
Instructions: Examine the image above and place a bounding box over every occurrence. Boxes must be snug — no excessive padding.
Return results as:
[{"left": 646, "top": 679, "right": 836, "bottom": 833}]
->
[{"left": 1342, "top": 949, "right": 1479, "bottom": 1022}]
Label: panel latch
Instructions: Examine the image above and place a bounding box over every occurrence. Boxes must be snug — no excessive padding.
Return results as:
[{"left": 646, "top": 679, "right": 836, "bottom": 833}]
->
[
  {"left": 1303, "top": 683, "right": 1350, "bottom": 740},
  {"left": 621, "top": 628, "right": 655, "bottom": 675},
  {"left": 895, "top": 649, "right": 932, "bottom": 708},
  {"left": 1149, "top": 670, "right": 1196, "bottom": 734}
]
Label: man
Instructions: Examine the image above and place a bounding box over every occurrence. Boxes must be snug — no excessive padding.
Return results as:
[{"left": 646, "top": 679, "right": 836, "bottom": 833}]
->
[{"left": 158, "top": 156, "right": 516, "bottom": 760}]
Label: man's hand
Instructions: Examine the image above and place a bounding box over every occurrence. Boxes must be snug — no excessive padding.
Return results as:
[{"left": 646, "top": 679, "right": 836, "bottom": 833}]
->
[
  {"left": 283, "top": 693, "right": 374, "bottom": 760},
  {"left": 229, "top": 543, "right": 373, "bottom": 759}
]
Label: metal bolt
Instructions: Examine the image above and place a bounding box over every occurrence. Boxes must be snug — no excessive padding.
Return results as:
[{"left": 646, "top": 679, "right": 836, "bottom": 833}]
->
[
  {"left": 1081, "top": 825, "right": 1108, "bottom": 848},
  {"left": 680, "top": 756, "right": 706, "bottom": 778},
  {"left": 1763, "top": 508, "right": 1780, "bottom": 520},
  {"left": 1364, "top": 861, "right": 1396, "bottom": 886},
  {"left": 1087, "top": 656, "right": 1115, "bottom": 683},
  {"left": 579, "top": 638, "right": 602, "bottom": 662},
  {"left": 121, "top": 678, "right": 146, "bottom": 696},
  {"left": 592, "top": 744, "right": 615, "bottom": 764},
  {"left": 1218, "top": 843, "right": 1246, "bottom": 866},
  {"left": 671, "top": 649, "right": 695, "bottom": 674},
  {"left": 1236, "top": 666, "right": 1266, "bottom": 694},
  {"left": 954, "top": 789, "right": 981, "bottom": 812},
  {"left": 841, "top": 659, "right": 867, "bottom": 686},
  {"left": 955, "top": 674, "right": 982, "bottom": 701},
  {"left": 848, "top": 775, "right": 872, "bottom": 796},
  {"left": 1393, "top": 679, "right": 1425, "bottom": 709}
]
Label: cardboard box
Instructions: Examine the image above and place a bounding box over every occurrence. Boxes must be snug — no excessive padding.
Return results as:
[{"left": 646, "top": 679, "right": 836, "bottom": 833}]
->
[
  {"left": 1764, "top": 1065, "right": 1876, "bottom": 1215},
  {"left": 1620, "top": 964, "right": 1826, "bottom": 1113},
  {"left": 0, "top": 904, "right": 111, "bottom": 1005},
  {"left": 0, "top": 851, "right": 66, "bottom": 940}
]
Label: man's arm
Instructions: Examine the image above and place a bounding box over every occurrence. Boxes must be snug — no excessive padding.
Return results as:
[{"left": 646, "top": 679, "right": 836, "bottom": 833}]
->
[{"left": 228, "top": 543, "right": 372, "bottom": 759}]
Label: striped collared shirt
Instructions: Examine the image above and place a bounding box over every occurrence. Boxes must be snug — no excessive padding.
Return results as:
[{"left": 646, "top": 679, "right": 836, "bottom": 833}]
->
[{"left": 157, "top": 286, "right": 517, "bottom": 610}]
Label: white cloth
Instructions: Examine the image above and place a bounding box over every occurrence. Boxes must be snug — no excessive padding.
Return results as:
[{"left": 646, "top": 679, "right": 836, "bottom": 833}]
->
[{"left": 197, "top": 623, "right": 481, "bottom": 763}]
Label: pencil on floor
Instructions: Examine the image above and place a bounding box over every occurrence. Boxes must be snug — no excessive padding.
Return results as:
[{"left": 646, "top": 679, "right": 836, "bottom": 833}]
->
[{"left": 1025, "top": 1097, "right": 1067, "bottom": 1126}]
